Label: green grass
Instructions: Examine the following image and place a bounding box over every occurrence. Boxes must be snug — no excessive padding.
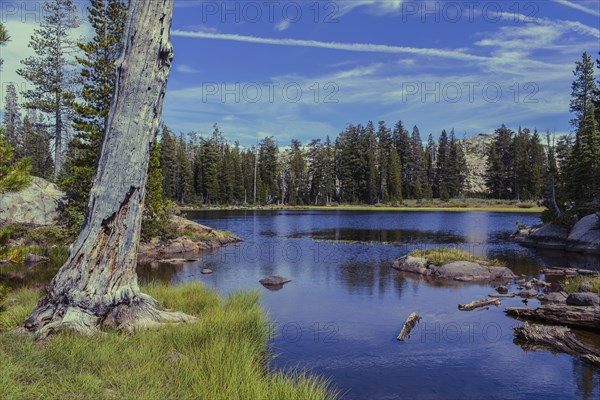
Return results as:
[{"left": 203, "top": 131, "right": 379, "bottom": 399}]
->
[
  {"left": 563, "top": 276, "right": 600, "bottom": 294},
  {"left": 409, "top": 247, "right": 505, "bottom": 267},
  {"left": 183, "top": 199, "right": 544, "bottom": 213},
  {"left": 0, "top": 283, "right": 337, "bottom": 400}
]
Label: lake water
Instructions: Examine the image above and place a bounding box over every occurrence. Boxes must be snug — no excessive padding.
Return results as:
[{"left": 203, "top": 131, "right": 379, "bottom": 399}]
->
[{"left": 136, "top": 210, "right": 600, "bottom": 400}]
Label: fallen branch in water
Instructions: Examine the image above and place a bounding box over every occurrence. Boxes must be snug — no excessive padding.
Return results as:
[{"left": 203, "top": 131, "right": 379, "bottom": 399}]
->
[
  {"left": 489, "top": 293, "right": 516, "bottom": 298},
  {"left": 397, "top": 312, "right": 421, "bottom": 341},
  {"left": 458, "top": 298, "right": 500, "bottom": 311},
  {"left": 514, "top": 323, "right": 600, "bottom": 367},
  {"left": 505, "top": 305, "right": 600, "bottom": 331}
]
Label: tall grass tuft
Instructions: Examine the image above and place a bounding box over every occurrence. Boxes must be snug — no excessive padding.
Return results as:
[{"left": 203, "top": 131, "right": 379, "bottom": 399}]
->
[
  {"left": 563, "top": 276, "right": 600, "bottom": 294},
  {"left": 0, "top": 283, "right": 337, "bottom": 399},
  {"left": 409, "top": 247, "right": 505, "bottom": 267}
]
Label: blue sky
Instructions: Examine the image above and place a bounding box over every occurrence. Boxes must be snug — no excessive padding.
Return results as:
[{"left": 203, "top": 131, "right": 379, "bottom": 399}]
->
[{"left": 2, "top": 0, "right": 600, "bottom": 145}]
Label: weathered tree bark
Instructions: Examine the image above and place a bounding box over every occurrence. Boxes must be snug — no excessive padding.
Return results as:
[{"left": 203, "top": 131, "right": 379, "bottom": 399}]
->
[
  {"left": 458, "top": 298, "right": 500, "bottom": 311},
  {"left": 506, "top": 305, "right": 600, "bottom": 331},
  {"left": 397, "top": 312, "right": 421, "bottom": 341},
  {"left": 24, "top": 0, "right": 194, "bottom": 337},
  {"left": 514, "top": 323, "right": 600, "bottom": 367}
]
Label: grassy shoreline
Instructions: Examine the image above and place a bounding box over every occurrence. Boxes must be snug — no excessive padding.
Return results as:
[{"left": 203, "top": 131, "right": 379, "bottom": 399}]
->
[
  {"left": 181, "top": 204, "right": 545, "bottom": 213},
  {"left": 0, "top": 283, "right": 337, "bottom": 399}
]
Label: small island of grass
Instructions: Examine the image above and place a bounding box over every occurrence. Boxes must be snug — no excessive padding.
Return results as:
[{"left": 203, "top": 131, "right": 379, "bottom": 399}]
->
[
  {"left": 0, "top": 283, "right": 336, "bottom": 399},
  {"left": 393, "top": 247, "right": 514, "bottom": 282}
]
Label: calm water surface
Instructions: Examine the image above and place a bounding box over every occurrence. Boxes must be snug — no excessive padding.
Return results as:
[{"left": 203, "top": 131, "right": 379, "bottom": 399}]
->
[
  {"left": 139, "top": 210, "right": 600, "bottom": 400},
  {"left": 8, "top": 210, "right": 600, "bottom": 399}
]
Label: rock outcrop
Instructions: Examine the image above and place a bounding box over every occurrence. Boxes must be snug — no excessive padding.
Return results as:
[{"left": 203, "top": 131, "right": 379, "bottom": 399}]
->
[
  {"left": 463, "top": 134, "right": 494, "bottom": 195},
  {"left": 565, "top": 214, "right": 600, "bottom": 254},
  {"left": 392, "top": 255, "right": 515, "bottom": 282},
  {"left": 137, "top": 215, "right": 241, "bottom": 261},
  {"left": 0, "top": 177, "right": 66, "bottom": 226},
  {"left": 515, "top": 214, "right": 600, "bottom": 255}
]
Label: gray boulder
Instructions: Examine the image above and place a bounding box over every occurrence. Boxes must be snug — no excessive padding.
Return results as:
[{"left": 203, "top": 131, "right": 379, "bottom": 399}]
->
[
  {"left": 566, "top": 214, "right": 600, "bottom": 255},
  {"left": 517, "top": 289, "right": 538, "bottom": 298},
  {"left": 520, "top": 223, "right": 569, "bottom": 250},
  {"left": 566, "top": 292, "right": 600, "bottom": 306},
  {"left": 578, "top": 282, "right": 594, "bottom": 293},
  {"left": 436, "top": 261, "right": 514, "bottom": 281},
  {"left": 392, "top": 256, "right": 428, "bottom": 274},
  {"left": 259, "top": 275, "right": 291, "bottom": 287},
  {"left": 393, "top": 257, "right": 515, "bottom": 282},
  {"left": 24, "top": 253, "right": 49, "bottom": 264},
  {"left": 0, "top": 177, "right": 66, "bottom": 226},
  {"left": 539, "top": 291, "right": 568, "bottom": 304}
]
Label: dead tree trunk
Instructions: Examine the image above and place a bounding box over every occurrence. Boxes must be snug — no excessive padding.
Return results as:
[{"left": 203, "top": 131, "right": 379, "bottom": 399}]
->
[
  {"left": 514, "top": 324, "right": 600, "bottom": 367},
  {"left": 24, "top": 0, "right": 194, "bottom": 337},
  {"left": 458, "top": 298, "right": 501, "bottom": 311},
  {"left": 506, "top": 305, "right": 600, "bottom": 331}
]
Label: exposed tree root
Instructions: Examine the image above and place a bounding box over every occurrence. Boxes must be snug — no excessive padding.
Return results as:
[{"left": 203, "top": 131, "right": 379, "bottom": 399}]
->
[{"left": 24, "top": 293, "right": 196, "bottom": 339}]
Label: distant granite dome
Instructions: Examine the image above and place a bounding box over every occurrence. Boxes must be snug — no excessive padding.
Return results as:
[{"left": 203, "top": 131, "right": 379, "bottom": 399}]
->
[{"left": 463, "top": 134, "right": 495, "bottom": 195}]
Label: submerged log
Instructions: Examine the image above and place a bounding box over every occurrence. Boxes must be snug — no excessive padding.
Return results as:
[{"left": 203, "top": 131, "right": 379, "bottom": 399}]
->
[
  {"left": 458, "top": 298, "right": 500, "bottom": 311},
  {"left": 489, "top": 293, "right": 516, "bottom": 298},
  {"left": 506, "top": 305, "right": 600, "bottom": 331},
  {"left": 541, "top": 267, "right": 599, "bottom": 277},
  {"left": 514, "top": 323, "right": 600, "bottom": 367},
  {"left": 397, "top": 312, "right": 421, "bottom": 341}
]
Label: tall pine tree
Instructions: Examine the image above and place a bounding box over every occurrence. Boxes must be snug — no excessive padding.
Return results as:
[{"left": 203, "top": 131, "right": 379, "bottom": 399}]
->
[{"left": 17, "top": 0, "right": 81, "bottom": 179}]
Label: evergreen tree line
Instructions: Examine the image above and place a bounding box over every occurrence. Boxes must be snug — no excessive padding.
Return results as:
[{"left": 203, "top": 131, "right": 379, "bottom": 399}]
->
[
  {"left": 0, "top": 1, "right": 598, "bottom": 225},
  {"left": 158, "top": 120, "right": 523, "bottom": 206}
]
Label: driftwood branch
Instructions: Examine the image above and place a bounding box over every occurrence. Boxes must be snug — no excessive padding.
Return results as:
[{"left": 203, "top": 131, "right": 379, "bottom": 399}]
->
[
  {"left": 489, "top": 293, "right": 516, "bottom": 298},
  {"left": 458, "top": 298, "right": 500, "bottom": 311},
  {"left": 514, "top": 323, "right": 600, "bottom": 367},
  {"left": 505, "top": 305, "right": 600, "bottom": 331},
  {"left": 397, "top": 312, "right": 421, "bottom": 341}
]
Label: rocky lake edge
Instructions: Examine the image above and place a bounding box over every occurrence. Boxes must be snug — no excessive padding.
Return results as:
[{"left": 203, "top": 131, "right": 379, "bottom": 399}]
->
[
  {"left": 392, "top": 248, "right": 600, "bottom": 367},
  {"left": 513, "top": 213, "right": 600, "bottom": 255}
]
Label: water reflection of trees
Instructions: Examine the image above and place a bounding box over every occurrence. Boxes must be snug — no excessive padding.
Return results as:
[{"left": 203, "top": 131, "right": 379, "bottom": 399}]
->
[
  {"left": 137, "top": 262, "right": 183, "bottom": 284},
  {"left": 299, "top": 228, "right": 465, "bottom": 244},
  {"left": 336, "top": 260, "right": 406, "bottom": 297},
  {"left": 573, "top": 358, "right": 600, "bottom": 399}
]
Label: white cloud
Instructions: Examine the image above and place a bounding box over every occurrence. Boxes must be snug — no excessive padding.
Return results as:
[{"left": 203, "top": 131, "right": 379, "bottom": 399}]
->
[
  {"left": 336, "top": 0, "right": 405, "bottom": 17},
  {"left": 495, "top": 12, "right": 600, "bottom": 38},
  {"left": 274, "top": 19, "right": 291, "bottom": 32},
  {"left": 175, "top": 64, "right": 202, "bottom": 74},
  {"left": 171, "top": 30, "right": 489, "bottom": 62},
  {"left": 547, "top": 0, "right": 600, "bottom": 17}
]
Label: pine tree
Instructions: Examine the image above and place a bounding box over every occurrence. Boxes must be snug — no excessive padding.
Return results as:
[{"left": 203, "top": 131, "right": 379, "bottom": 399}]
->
[
  {"left": 392, "top": 121, "right": 411, "bottom": 198},
  {"left": 160, "top": 125, "right": 178, "bottom": 200},
  {"left": 60, "top": 0, "right": 126, "bottom": 227},
  {"left": 176, "top": 134, "right": 193, "bottom": 204},
  {"left": 258, "top": 136, "right": 279, "bottom": 203},
  {"left": 528, "top": 130, "right": 546, "bottom": 200},
  {"left": 447, "top": 129, "right": 467, "bottom": 198},
  {"left": 200, "top": 134, "right": 220, "bottom": 204},
  {"left": 486, "top": 125, "right": 514, "bottom": 199},
  {"left": 365, "top": 121, "right": 379, "bottom": 203},
  {"left": 409, "top": 125, "right": 425, "bottom": 200},
  {"left": 287, "top": 139, "right": 306, "bottom": 205},
  {"left": 377, "top": 121, "right": 392, "bottom": 202},
  {"left": 0, "top": 135, "right": 31, "bottom": 193},
  {"left": 566, "top": 52, "right": 600, "bottom": 216},
  {"left": 387, "top": 147, "right": 402, "bottom": 203},
  {"left": 0, "top": 22, "right": 9, "bottom": 70},
  {"left": 436, "top": 129, "right": 450, "bottom": 201},
  {"left": 2, "top": 84, "right": 21, "bottom": 155},
  {"left": 141, "top": 138, "right": 171, "bottom": 240},
  {"left": 17, "top": 0, "right": 81, "bottom": 179},
  {"left": 20, "top": 111, "right": 54, "bottom": 179},
  {"left": 424, "top": 134, "right": 435, "bottom": 199}
]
